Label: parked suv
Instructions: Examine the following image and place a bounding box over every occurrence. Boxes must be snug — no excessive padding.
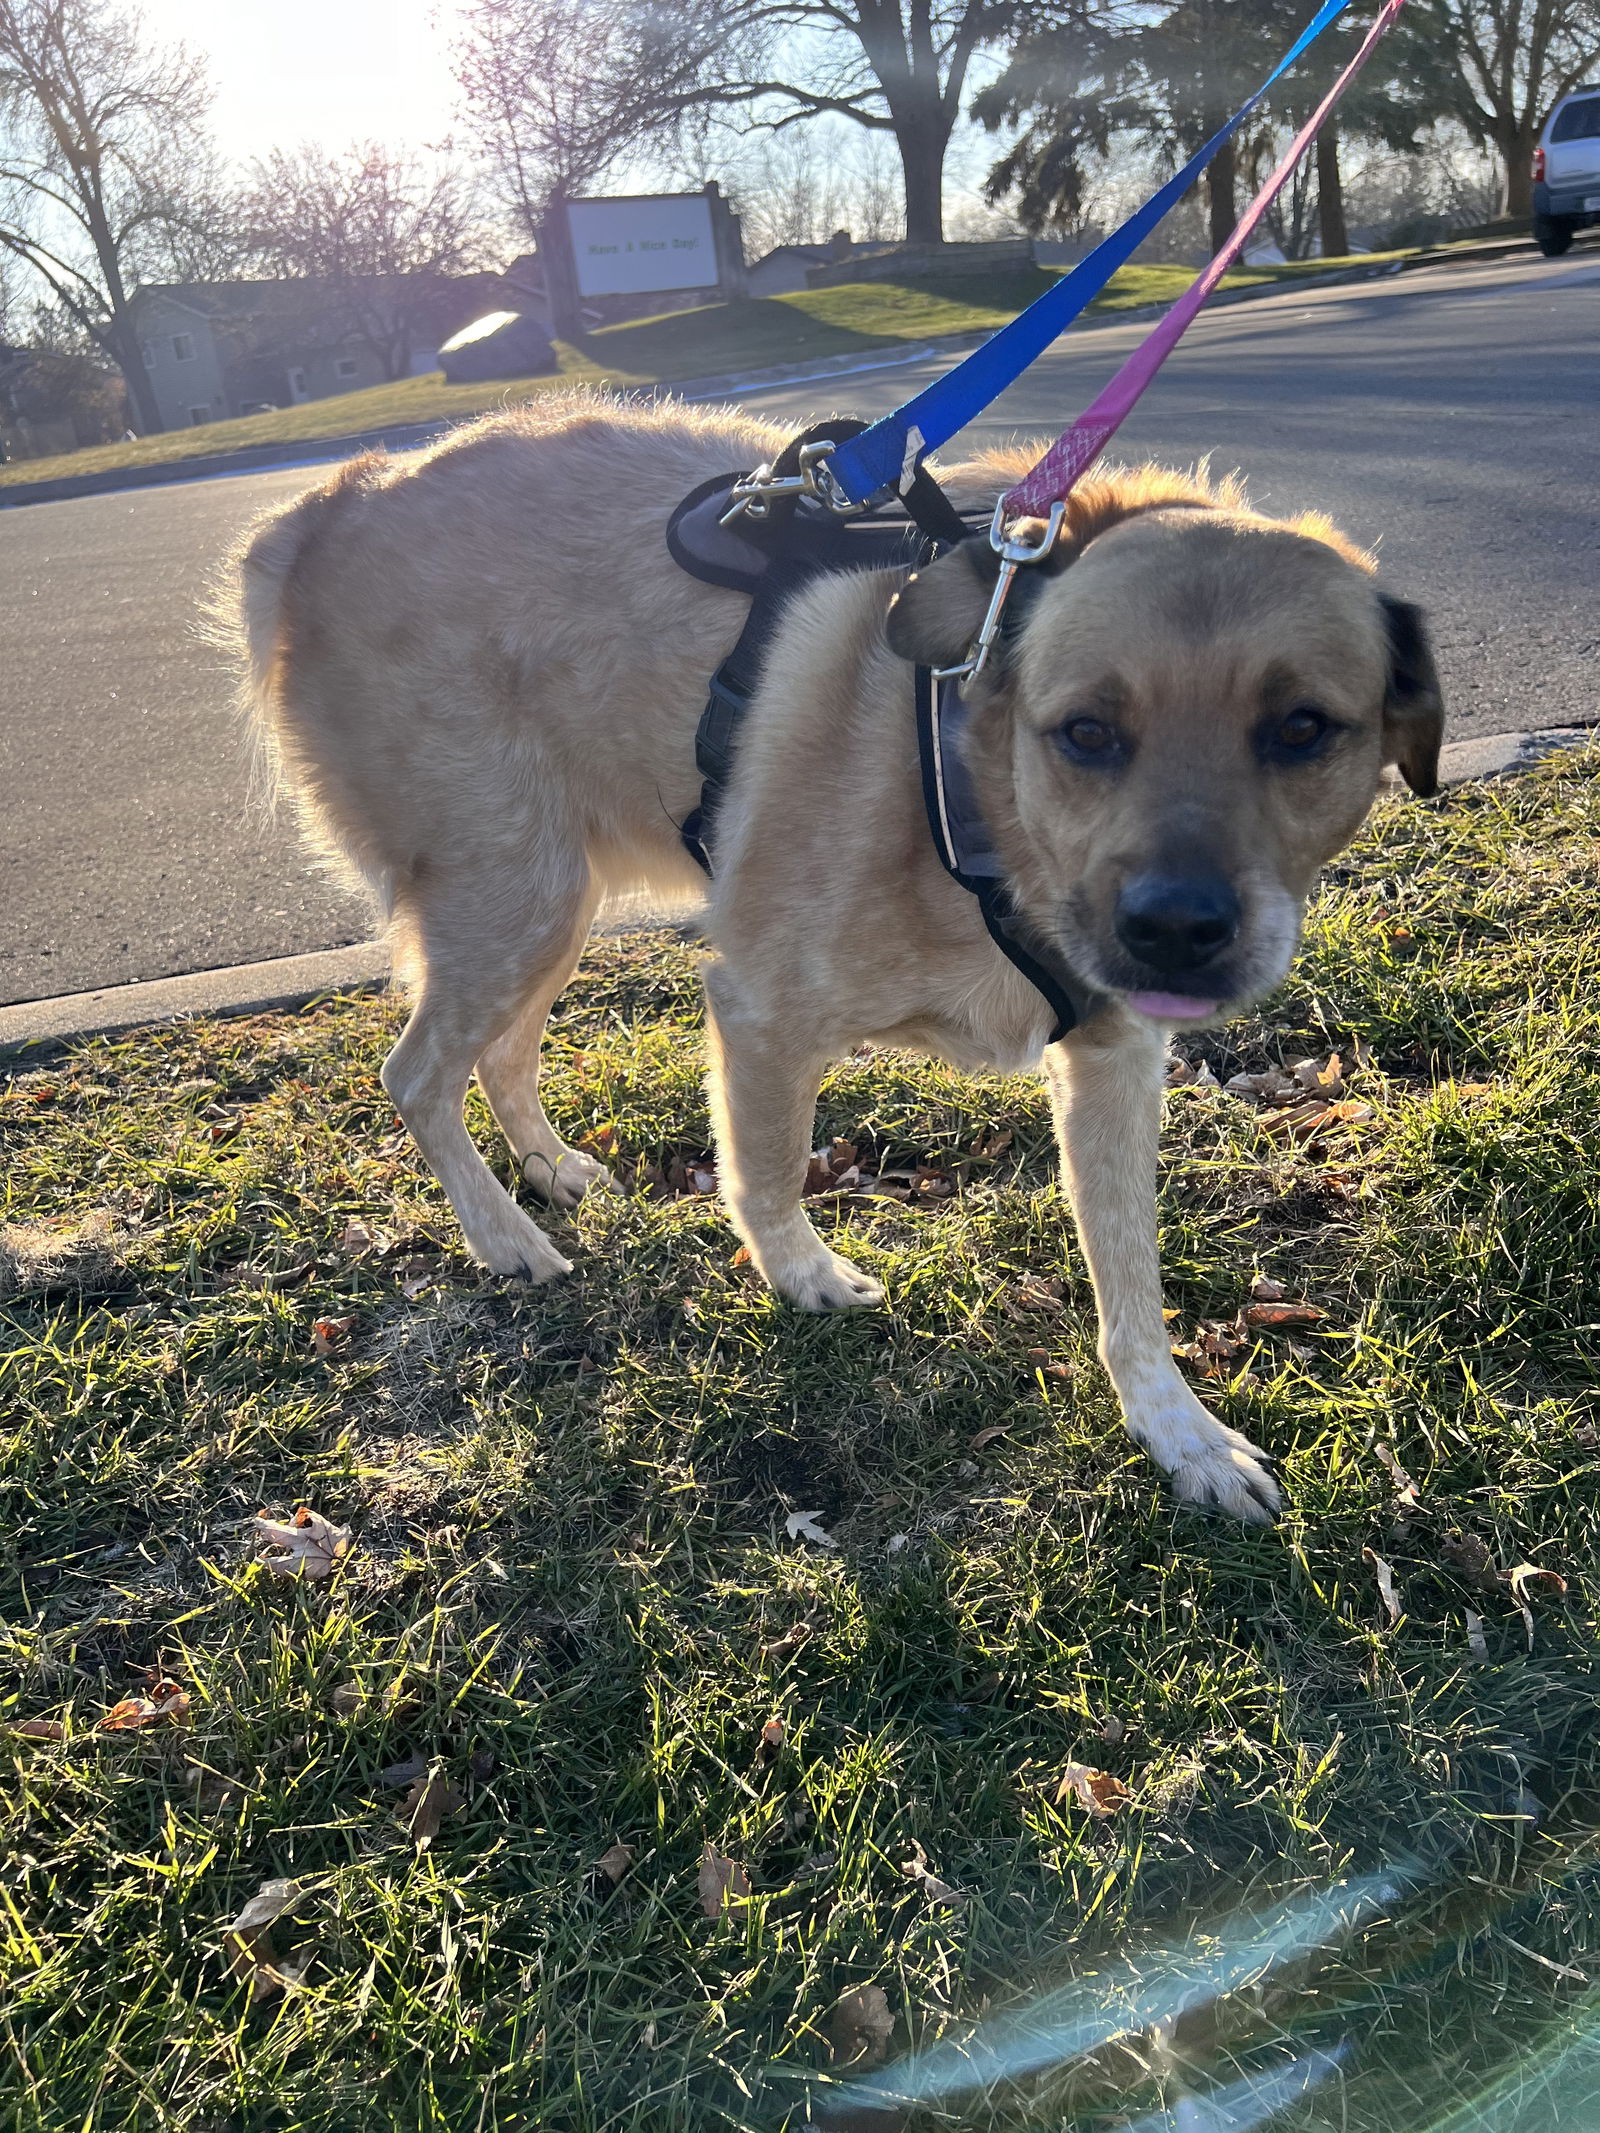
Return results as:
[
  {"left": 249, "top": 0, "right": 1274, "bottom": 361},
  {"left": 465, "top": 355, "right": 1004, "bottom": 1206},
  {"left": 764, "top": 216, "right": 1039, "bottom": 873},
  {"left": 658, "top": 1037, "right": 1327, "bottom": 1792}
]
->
[{"left": 1534, "top": 86, "right": 1600, "bottom": 254}]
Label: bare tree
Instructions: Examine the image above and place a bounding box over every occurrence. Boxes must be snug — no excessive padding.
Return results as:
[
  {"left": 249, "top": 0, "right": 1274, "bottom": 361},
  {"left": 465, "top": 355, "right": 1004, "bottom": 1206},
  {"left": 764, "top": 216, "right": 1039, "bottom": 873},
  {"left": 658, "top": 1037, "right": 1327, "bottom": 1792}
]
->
[
  {"left": 0, "top": 0, "right": 226, "bottom": 432},
  {"left": 456, "top": 0, "right": 735, "bottom": 240},
  {"left": 1428, "top": 0, "right": 1600, "bottom": 214},
  {"left": 242, "top": 144, "right": 479, "bottom": 382}
]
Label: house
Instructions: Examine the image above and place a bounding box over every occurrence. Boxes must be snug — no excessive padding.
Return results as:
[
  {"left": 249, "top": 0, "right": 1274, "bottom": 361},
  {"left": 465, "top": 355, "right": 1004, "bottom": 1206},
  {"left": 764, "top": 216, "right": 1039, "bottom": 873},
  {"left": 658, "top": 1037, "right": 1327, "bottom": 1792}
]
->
[
  {"left": 745, "top": 230, "right": 898, "bottom": 297},
  {"left": 128, "top": 273, "right": 509, "bottom": 429}
]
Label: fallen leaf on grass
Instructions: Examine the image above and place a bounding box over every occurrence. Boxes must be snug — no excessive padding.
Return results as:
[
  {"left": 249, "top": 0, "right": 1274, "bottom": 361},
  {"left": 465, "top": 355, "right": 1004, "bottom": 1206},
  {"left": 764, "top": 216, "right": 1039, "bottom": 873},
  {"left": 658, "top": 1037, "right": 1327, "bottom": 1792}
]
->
[
  {"left": 1505, "top": 1562, "right": 1568, "bottom": 1652},
  {"left": 1097, "top": 1714, "right": 1126, "bottom": 1746},
  {"left": 829, "top": 1984, "right": 895, "bottom": 2069},
  {"left": 967, "top": 1427, "right": 1011, "bottom": 1452},
  {"left": 699, "top": 1841, "right": 751, "bottom": 1916},
  {"left": 100, "top": 1676, "right": 190, "bottom": 1730},
  {"left": 900, "top": 1841, "right": 966, "bottom": 1908},
  {"left": 1292, "top": 1052, "right": 1345, "bottom": 1096},
  {"left": 253, "top": 1505, "right": 352, "bottom": 1580},
  {"left": 785, "top": 1510, "right": 837, "bottom": 1548},
  {"left": 1165, "top": 1055, "right": 1219, "bottom": 1088},
  {"left": 1465, "top": 1611, "right": 1489, "bottom": 1661},
  {"left": 762, "top": 1622, "right": 813, "bottom": 1660},
  {"left": 1242, "top": 1301, "right": 1326, "bottom": 1330},
  {"left": 328, "top": 1683, "right": 364, "bottom": 1717},
  {"left": 222, "top": 1877, "right": 304, "bottom": 2003},
  {"left": 311, "top": 1315, "right": 356, "bottom": 1356},
  {"left": 1441, "top": 1529, "right": 1498, "bottom": 1588},
  {"left": 11, "top": 1717, "right": 66, "bottom": 1742},
  {"left": 758, "top": 1718, "right": 786, "bottom": 1766},
  {"left": 1375, "top": 1442, "right": 1420, "bottom": 1506},
  {"left": 1250, "top": 1276, "right": 1285, "bottom": 1302},
  {"left": 1226, "top": 1067, "right": 1299, "bottom": 1100},
  {"left": 377, "top": 1751, "right": 429, "bottom": 1788},
  {"left": 186, "top": 1760, "right": 245, "bottom": 1815},
  {"left": 402, "top": 1772, "right": 464, "bottom": 1851},
  {"left": 1363, "top": 1547, "right": 1403, "bottom": 1626},
  {"left": 1056, "top": 1761, "right": 1131, "bottom": 1817},
  {"left": 595, "top": 1840, "right": 634, "bottom": 1885}
]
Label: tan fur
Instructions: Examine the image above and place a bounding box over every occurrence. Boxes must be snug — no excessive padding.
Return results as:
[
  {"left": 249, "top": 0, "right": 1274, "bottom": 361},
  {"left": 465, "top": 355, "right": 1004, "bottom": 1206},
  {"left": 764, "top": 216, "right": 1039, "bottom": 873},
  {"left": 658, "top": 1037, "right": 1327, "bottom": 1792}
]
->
[{"left": 223, "top": 389, "right": 1442, "bottom": 1522}]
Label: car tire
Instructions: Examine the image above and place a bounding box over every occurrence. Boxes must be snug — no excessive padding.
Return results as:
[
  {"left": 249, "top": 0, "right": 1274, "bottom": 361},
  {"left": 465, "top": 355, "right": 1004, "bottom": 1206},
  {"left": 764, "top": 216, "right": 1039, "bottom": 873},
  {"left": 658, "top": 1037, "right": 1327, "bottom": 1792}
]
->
[{"left": 1534, "top": 213, "right": 1576, "bottom": 256}]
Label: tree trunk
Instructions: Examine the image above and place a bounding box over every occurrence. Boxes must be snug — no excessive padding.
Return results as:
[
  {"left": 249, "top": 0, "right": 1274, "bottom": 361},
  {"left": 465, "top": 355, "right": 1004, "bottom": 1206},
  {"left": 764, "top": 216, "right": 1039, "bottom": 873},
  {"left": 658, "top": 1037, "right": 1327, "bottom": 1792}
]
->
[
  {"left": 1500, "top": 122, "right": 1535, "bottom": 219},
  {"left": 105, "top": 316, "right": 163, "bottom": 433},
  {"left": 1206, "top": 136, "right": 1236, "bottom": 255},
  {"left": 896, "top": 120, "right": 946, "bottom": 245},
  {"left": 1316, "top": 125, "right": 1348, "bottom": 259}
]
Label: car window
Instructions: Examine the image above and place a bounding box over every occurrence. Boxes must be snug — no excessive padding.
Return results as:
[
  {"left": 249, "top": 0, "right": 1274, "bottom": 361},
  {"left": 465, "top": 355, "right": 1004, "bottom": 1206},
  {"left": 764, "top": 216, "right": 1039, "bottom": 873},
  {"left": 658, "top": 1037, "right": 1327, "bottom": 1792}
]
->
[{"left": 1551, "top": 96, "right": 1600, "bottom": 141}]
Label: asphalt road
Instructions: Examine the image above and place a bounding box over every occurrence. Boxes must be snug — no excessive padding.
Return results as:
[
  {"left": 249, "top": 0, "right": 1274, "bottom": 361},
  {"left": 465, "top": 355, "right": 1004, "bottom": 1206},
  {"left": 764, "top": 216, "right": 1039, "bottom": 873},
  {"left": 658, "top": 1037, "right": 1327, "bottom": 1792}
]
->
[{"left": 2, "top": 249, "right": 1595, "bottom": 1009}]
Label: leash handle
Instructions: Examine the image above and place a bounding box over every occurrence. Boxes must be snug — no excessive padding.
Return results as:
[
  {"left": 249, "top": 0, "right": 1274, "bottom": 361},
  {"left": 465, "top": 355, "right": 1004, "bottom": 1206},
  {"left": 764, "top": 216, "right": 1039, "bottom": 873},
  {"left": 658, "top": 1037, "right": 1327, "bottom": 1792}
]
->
[{"left": 1003, "top": 0, "right": 1409, "bottom": 518}]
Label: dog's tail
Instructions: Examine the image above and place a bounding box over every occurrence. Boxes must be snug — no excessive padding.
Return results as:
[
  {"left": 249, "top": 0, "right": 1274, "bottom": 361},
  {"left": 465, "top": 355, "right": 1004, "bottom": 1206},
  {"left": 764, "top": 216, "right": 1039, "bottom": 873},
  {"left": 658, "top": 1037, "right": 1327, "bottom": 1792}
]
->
[{"left": 213, "top": 452, "right": 397, "bottom": 911}]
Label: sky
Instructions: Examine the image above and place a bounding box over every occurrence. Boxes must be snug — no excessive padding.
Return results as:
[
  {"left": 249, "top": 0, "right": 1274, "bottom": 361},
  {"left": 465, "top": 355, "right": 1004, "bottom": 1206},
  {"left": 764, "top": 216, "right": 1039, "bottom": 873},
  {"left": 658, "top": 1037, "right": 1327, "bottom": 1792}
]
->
[{"left": 138, "top": 0, "right": 468, "bottom": 164}]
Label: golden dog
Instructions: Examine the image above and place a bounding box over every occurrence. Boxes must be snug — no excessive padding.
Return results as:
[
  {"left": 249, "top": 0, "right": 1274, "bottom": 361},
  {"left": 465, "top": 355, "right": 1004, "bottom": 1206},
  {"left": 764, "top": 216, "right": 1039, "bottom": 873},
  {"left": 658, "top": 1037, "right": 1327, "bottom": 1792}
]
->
[{"left": 228, "top": 393, "right": 1442, "bottom": 1522}]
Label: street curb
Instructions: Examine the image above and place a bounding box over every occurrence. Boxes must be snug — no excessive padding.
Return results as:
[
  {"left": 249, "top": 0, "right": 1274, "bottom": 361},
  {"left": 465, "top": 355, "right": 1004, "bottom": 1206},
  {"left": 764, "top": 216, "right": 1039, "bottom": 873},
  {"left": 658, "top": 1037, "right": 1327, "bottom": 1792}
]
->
[
  {"left": 2, "top": 726, "right": 1592, "bottom": 1064},
  {"left": 0, "top": 237, "right": 1560, "bottom": 512}
]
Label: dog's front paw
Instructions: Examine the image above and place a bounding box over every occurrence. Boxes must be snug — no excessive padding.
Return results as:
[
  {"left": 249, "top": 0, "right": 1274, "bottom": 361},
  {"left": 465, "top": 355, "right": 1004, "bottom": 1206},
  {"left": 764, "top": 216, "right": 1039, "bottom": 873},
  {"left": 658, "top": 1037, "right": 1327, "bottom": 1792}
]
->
[
  {"left": 465, "top": 1202, "right": 574, "bottom": 1284},
  {"left": 1128, "top": 1387, "right": 1280, "bottom": 1524},
  {"left": 773, "top": 1248, "right": 886, "bottom": 1313},
  {"left": 522, "top": 1146, "right": 616, "bottom": 1211}
]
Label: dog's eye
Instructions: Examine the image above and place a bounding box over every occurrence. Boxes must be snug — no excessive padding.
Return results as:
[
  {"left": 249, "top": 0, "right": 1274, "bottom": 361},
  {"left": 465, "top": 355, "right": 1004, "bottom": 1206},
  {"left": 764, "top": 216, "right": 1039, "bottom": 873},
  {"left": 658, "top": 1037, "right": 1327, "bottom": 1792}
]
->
[
  {"left": 1055, "top": 716, "right": 1123, "bottom": 766},
  {"left": 1266, "top": 706, "right": 1335, "bottom": 760}
]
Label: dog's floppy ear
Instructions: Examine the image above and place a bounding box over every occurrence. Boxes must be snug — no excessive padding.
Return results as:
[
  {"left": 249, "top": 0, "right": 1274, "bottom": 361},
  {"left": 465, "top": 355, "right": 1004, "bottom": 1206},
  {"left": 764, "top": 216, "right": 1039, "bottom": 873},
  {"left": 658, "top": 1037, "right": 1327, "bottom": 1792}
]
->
[
  {"left": 1380, "top": 595, "right": 1445, "bottom": 798},
  {"left": 885, "top": 538, "right": 1003, "bottom": 667}
]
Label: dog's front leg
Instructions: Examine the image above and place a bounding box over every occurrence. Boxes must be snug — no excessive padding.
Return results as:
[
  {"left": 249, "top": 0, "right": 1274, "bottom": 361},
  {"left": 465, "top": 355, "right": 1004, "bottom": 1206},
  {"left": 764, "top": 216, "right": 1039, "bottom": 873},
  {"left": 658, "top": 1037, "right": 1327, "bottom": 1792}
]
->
[
  {"left": 1046, "top": 1008, "right": 1280, "bottom": 1523},
  {"left": 703, "top": 964, "right": 885, "bottom": 1312}
]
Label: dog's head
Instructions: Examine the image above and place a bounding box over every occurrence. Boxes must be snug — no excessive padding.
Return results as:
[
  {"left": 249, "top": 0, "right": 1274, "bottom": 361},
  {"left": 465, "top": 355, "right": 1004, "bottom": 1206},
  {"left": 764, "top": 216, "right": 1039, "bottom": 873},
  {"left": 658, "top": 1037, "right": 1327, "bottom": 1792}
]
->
[{"left": 886, "top": 472, "right": 1443, "bottom": 1023}]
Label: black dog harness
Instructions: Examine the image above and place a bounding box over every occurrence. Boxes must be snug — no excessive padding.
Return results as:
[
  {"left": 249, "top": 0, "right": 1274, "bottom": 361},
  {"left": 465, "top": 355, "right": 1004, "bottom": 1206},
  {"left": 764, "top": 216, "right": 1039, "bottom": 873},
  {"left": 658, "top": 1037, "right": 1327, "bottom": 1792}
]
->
[{"left": 666, "top": 423, "right": 1102, "bottom": 1043}]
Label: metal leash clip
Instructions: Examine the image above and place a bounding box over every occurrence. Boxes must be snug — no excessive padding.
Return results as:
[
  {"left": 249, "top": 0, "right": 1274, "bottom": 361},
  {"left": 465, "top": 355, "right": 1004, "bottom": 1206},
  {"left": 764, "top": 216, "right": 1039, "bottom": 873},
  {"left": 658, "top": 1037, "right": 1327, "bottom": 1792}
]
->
[
  {"left": 933, "top": 498, "right": 1067, "bottom": 690},
  {"left": 720, "top": 438, "right": 864, "bottom": 525}
]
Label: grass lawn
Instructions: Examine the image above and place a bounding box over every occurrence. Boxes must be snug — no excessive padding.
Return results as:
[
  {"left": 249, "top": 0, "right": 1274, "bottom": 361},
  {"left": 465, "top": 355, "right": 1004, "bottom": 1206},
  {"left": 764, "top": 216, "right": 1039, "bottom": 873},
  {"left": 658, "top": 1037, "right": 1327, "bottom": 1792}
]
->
[
  {"left": 6, "top": 752, "right": 1600, "bottom": 2129},
  {"left": 0, "top": 252, "right": 1415, "bottom": 495}
]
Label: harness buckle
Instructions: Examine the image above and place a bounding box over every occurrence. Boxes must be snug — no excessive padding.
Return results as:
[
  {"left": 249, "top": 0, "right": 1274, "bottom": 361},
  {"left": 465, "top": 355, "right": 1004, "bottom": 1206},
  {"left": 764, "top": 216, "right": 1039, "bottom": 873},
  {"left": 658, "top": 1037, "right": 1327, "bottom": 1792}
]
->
[
  {"left": 932, "top": 498, "right": 1067, "bottom": 690},
  {"left": 719, "top": 439, "right": 864, "bottom": 524}
]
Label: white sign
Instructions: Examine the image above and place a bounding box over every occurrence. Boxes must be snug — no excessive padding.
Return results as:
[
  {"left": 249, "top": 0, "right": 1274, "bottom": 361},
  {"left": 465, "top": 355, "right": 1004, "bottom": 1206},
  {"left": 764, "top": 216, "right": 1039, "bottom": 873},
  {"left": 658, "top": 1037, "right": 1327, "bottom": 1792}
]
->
[{"left": 567, "top": 194, "right": 718, "bottom": 299}]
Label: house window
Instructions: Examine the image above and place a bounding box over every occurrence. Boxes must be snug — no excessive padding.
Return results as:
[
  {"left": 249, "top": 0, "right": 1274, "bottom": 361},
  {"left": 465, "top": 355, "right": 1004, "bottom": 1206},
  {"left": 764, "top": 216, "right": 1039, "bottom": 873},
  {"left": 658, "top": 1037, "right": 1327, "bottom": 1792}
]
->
[
  {"left": 334, "top": 356, "right": 358, "bottom": 379},
  {"left": 142, "top": 343, "right": 156, "bottom": 368},
  {"left": 172, "top": 333, "right": 194, "bottom": 361},
  {"left": 188, "top": 405, "right": 209, "bottom": 425}
]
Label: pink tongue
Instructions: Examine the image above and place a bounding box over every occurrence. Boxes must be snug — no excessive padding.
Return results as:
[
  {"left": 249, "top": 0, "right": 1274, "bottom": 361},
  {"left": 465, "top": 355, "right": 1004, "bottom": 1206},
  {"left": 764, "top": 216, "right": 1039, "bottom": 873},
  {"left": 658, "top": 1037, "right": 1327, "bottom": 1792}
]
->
[{"left": 1127, "top": 991, "right": 1220, "bottom": 1022}]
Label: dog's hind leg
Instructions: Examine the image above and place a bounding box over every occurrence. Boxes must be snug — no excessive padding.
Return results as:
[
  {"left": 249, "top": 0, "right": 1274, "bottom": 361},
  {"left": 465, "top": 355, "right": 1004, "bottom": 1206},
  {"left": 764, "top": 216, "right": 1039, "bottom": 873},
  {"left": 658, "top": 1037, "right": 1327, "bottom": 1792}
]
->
[
  {"left": 473, "top": 878, "right": 615, "bottom": 1210},
  {"left": 381, "top": 863, "right": 591, "bottom": 1282},
  {"left": 703, "top": 963, "right": 884, "bottom": 1311},
  {"left": 1046, "top": 1007, "right": 1281, "bottom": 1524}
]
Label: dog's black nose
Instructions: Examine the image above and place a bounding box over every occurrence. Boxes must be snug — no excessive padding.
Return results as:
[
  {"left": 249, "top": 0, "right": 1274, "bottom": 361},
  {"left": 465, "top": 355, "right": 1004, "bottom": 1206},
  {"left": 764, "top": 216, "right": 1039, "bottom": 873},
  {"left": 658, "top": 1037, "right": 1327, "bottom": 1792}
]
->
[{"left": 1115, "top": 873, "right": 1241, "bottom": 972}]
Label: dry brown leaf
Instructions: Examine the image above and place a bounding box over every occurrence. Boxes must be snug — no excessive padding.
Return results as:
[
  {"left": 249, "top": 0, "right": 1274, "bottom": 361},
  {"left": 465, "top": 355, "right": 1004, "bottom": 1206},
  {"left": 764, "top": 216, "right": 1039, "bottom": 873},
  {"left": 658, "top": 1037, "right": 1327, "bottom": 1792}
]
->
[
  {"left": 1505, "top": 1562, "right": 1568, "bottom": 1652},
  {"left": 222, "top": 1877, "right": 302, "bottom": 2002},
  {"left": 99, "top": 1680, "right": 190, "bottom": 1731},
  {"left": 1097, "top": 1714, "right": 1126, "bottom": 1746},
  {"left": 595, "top": 1840, "right": 635, "bottom": 1885},
  {"left": 1242, "top": 1301, "right": 1326, "bottom": 1330},
  {"left": 758, "top": 1717, "right": 786, "bottom": 1766},
  {"left": 312, "top": 1315, "right": 356, "bottom": 1356},
  {"left": 829, "top": 1984, "right": 896, "bottom": 2069},
  {"left": 11, "top": 1717, "right": 66, "bottom": 1741},
  {"left": 762, "top": 1622, "right": 812, "bottom": 1660},
  {"left": 402, "top": 1772, "right": 464, "bottom": 1851},
  {"left": 1363, "top": 1547, "right": 1402, "bottom": 1625},
  {"left": 699, "top": 1841, "right": 752, "bottom": 1916},
  {"left": 1250, "top": 1276, "right": 1286, "bottom": 1303},
  {"left": 1441, "top": 1529, "right": 1497, "bottom": 1588},
  {"left": 967, "top": 1426, "right": 1011, "bottom": 1452},
  {"left": 254, "top": 1505, "right": 352, "bottom": 1580},
  {"left": 1056, "top": 1761, "right": 1132, "bottom": 1817},
  {"left": 328, "top": 1683, "right": 363, "bottom": 1718},
  {"left": 1292, "top": 1053, "right": 1345, "bottom": 1096},
  {"left": 900, "top": 1841, "right": 966, "bottom": 1907},
  {"left": 1375, "top": 1442, "right": 1420, "bottom": 1506}
]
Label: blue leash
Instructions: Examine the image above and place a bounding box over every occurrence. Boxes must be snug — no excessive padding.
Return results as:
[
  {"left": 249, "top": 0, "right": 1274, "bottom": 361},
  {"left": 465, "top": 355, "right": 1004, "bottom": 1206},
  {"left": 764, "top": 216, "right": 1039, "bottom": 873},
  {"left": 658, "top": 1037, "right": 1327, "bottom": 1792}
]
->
[{"left": 821, "top": 0, "right": 1355, "bottom": 508}]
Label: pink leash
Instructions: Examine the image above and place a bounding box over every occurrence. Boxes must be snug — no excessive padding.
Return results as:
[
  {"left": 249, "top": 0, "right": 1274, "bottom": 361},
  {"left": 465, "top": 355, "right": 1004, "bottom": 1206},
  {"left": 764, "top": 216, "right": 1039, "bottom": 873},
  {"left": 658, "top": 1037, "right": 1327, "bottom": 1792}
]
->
[{"left": 1003, "top": 0, "right": 1408, "bottom": 519}]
